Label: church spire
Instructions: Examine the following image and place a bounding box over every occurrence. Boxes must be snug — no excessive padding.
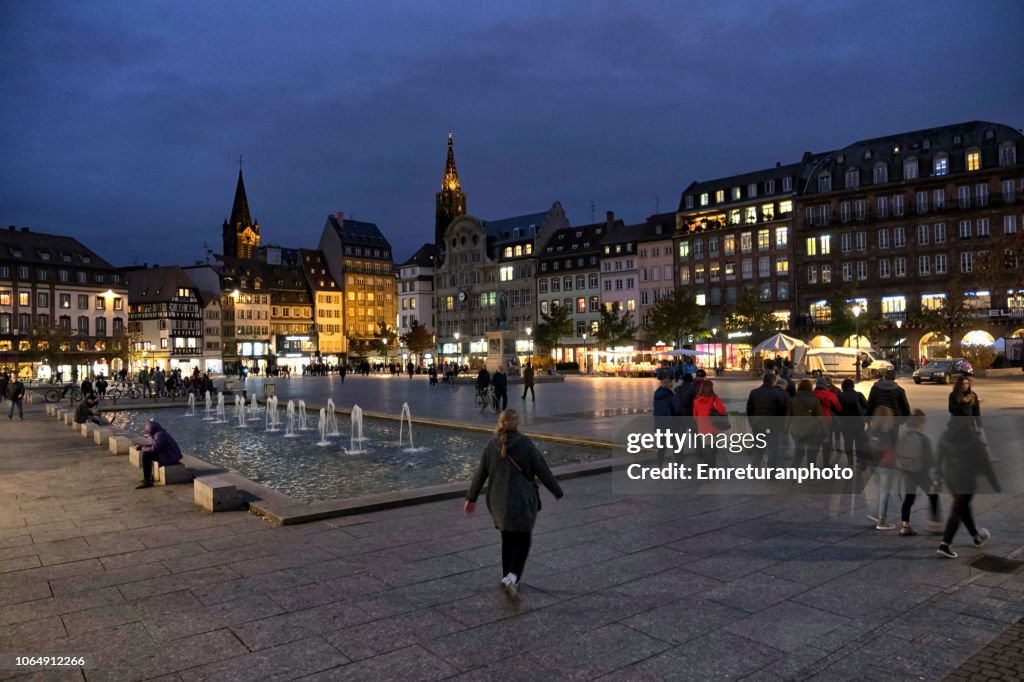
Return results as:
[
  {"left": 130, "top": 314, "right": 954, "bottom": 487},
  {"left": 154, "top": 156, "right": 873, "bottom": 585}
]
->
[
  {"left": 436, "top": 131, "right": 466, "bottom": 255},
  {"left": 222, "top": 167, "right": 260, "bottom": 259}
]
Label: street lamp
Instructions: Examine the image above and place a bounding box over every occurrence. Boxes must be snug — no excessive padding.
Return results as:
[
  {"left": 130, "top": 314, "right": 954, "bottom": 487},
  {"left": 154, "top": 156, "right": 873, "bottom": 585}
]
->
[
  {"left": 852, "top": 304, "right": 863, "bottom": 382},
  {"left": 711, "top": 327, "right": 719, "bottom": 374},
  {"left": 581, "top": 332, "right": 588, "bottom": 374}
]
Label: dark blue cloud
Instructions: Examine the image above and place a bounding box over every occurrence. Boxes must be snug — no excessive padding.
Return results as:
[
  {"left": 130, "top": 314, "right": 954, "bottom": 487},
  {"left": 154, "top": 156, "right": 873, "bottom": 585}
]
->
[{"left": 2, "top": 0, "right": 1021, "bottom": 265}]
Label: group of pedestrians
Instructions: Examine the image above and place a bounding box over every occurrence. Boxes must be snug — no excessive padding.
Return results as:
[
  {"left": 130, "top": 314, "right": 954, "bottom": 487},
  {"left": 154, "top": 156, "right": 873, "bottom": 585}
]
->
[{"left": 653, "top": 369, "right": 1001, "bottom": 559}]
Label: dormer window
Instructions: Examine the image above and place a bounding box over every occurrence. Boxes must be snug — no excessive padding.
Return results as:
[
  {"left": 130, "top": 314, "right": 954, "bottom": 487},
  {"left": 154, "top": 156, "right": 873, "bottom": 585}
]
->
[
  {"left": 872, "top": 162, "right": 888, "bottom": 184},
  {"left": 845, "top": 168, "right": 860, "bottom": 189},
  {"left": 934, "top": 152, "right": 949, "bottom": 176},
  {"left": 999, "top": 142, "right": 1017, "bottom": 167},
  {"left": 817, "top": 173, "right": 832, "bottom": 192},
  {"left": 904, "top": 157, "right": 919, "bottom": 180},
  {"left": 966, "top": 148, "right": 981, "bottom": 172}
]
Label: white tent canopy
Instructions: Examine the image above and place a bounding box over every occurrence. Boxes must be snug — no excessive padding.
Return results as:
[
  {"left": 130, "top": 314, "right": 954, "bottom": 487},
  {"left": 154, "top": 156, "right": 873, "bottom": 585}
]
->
[{"left": 752, "top": 333, "right": 807, "bottom": 353}]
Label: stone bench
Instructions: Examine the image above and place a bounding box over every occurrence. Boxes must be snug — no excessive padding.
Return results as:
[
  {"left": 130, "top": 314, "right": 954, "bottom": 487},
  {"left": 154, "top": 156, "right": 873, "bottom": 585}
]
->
[
  {"left": 111, "top": 434, "right": 144, "bottom": 456},
  {"left": 80, "top": 422, "right": 106, "bottom": 438},
  {"left": 62, "top": 412, "right": 75, "bottom": 426},
  {"left": 193, "top": 477, "right": 242, "bottom": 512},
  {"left": 46, "top": 404, "right": 57, "bottom": 416},
  {"left": 93, "top": 427, "right": 114, "bottom": 446},
  {"left": 153, "top": 462, "right": 192, "bottom": 486}
]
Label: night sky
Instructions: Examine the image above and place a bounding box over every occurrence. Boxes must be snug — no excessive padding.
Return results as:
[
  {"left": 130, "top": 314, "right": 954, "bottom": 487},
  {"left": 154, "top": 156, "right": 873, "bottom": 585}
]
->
[{"left": 2, "top": 1, "right": 1022, "bottom": 267}]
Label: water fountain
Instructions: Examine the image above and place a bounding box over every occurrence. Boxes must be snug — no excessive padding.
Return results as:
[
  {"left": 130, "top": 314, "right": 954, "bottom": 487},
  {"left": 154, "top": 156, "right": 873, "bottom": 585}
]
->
[
  {"left": 248, "top": 395, "right": 261, "bottom": 421},
  {"left": 235, "top": 393, "right": 247, "bottom": 428},
  {"left": 284, "top": 400, "right": 298, "bottom": 438},
  {"left": 398, "top": 402, "right": 414, "bottom": 450},
  {"left": 265, "top": 395, "right": 281, "bottom": 432},
  {"left": 325, "top": 399, "right": 340, "bottom": 436},
  {"left": 346, "top": 404, "right": 366, "bottom": 454},
  {"left": 202, "top": 390, "right": 214, "bottom": 421},
  {"left": 186, "top": 393, "right": 196, "bottom": 416},
  {"left": 297, "top": 400, "right": 309, "bottom": 430},
  {"left": 214, "top": 392, "right": 227, "bottom": 423},
  {"left": 314, "top": 408, "right": 331, "bottom": 446}
]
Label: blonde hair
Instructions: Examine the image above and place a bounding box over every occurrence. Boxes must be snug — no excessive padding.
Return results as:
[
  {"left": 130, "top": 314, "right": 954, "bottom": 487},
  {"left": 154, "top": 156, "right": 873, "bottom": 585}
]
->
[
  {"left": 871, "top": 405, "right": 894, "bottom": 433},
  {"left": 495, "top": 409, "right": 520, "bottom": 459}
]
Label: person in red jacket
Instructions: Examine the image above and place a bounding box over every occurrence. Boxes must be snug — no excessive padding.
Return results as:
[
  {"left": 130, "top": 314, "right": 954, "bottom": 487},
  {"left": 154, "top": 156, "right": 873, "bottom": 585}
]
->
[
  {"left": 693, "top": 379, "right": 727, "bottom": 466},
  {"left": 813, "top": 376, "right": 842, "bottom": 464}
]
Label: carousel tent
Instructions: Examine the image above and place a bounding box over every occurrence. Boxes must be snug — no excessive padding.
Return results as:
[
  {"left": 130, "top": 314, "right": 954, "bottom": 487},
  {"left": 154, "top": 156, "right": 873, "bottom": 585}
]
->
[{"left": 752, "top": 333, "right": 807, "bottom": 353}]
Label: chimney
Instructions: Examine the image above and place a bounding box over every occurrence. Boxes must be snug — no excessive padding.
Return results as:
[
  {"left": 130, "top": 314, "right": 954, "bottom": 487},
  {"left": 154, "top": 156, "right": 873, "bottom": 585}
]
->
[
  {"left": 606, "top": 211, "right": 614, "bottom": 229},
  {"left": 335, "top": 211, "right": 345, "bottom": 223}
]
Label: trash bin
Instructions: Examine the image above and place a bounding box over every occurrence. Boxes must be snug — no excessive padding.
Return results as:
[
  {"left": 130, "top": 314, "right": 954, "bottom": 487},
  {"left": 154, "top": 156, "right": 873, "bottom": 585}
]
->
[{"left": 264, "top": 383, "right": 275, "bottom": 398}]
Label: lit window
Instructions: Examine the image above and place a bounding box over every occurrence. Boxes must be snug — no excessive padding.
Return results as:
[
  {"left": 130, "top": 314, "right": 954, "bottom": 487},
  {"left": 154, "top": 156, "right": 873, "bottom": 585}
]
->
[
  {"left": 806, "top": 237, "right": 817, "bottom": 256},
  {"left": 699, "top": 193, "right": 709, "bottom": 206},
  {"left": 966, "top": 149, "right": 981, "bottom": 171},
  {"left": 934, "top": 154, "right": 949, "bottom": 176}
]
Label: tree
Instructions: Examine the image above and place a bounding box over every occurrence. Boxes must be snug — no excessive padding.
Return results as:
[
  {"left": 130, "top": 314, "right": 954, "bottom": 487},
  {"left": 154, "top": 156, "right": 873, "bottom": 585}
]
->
[
  {"left": 915, "top": 279, "right": 975, "bottom": 356},
  {"left": 19, "top": 324, "right": 74, "bottom": 378},
  {"left": 644, "top": 289, "right": 707, "bottom": 348},
  {"left": 723, "top": 287, "right": 782, "bottom": 345},
  {"left": 370, "top": 322, "right": 397, "bottom": 361},
  {"left": 595, "top": 302, "right": 637, "bottom": 350},
  {"left": 401, "top": 321, "right": 433, "bottom": 363},
  {"left": 533, "top": 304, "right": 573, "bottom": 355},
  {"left": 823, "top": 288, "right": 886, "bottom": 347}
]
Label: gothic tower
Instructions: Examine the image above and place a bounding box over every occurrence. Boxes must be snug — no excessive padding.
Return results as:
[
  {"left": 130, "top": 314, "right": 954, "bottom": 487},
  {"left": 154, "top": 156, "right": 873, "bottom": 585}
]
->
[
  {"left": 435, "top": 131, "right": 466, "bottom": 257},
  {"left": 222, "top": 169, "right": 260, "bottom": 259}
]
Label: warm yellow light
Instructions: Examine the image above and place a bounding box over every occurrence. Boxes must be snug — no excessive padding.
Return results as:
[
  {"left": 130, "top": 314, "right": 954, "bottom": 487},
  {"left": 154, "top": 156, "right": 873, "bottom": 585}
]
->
[{"left": 104, "top": 289, "right": 115, "bottom": 297}]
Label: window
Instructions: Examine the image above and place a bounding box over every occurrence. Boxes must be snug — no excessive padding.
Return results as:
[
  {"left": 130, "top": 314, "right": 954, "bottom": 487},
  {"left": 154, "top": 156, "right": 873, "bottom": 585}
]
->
[
  {"left": 539, "top": 279, "right": 548, "bottom": 293},
  {"left": 774, "top": 227, "right": 788, "bottom": 248},
  {"left": 921, "top": 293, "right": 945, "bottom": 311},
  {"left": 960, "top": 252, "right": 973, "bottom": 273},
  {"left": 685, "top": 196, "right": 694, "bottom": 209},
  {"left": 935, "top": 223, "right": 947, "bottom": 243},
  {"left": 95, "top": 296, "right": 105, "bottom": 310},
  {"left": 1003, "top": 180, "right": 1017, "bottom": 203},
  {"left": 856, "top": 231, "right": 867, "bottom": 251},
  {"left": 744, "top": 206, "right": 757, "bottom": 224},
  {"left": 933, "top": 188, "right": 945, "bottom": 209},
  {"left": 576, "top": 275, "right": 585, "bottom": 289},
  {"left": 894, "top": 256, "right": 907, "bottom": 278},
  {"left": 916, "top": 191, "right": 928, "bottom": 214},
  {"left": 695, "top": 264, "right": 705, "bottom": 283},
  {"left": 777, "top": 281, "right": 789, "bottom": 300},
  {"left": 747, "top": 183, "right": 757, "bottom": 198},
  {"left": 757, "top": 229, "right": 770, "bottom": 250},
  {"left": 805, "top": 237, "right": 817, "bottom": 256},
  {"left": 903, "top": 158, "right": 918, "bottom": 180},
  {"left": 818, "top": 173, "right": 832, "bottom": 192},
  {"left": 758, "top": 256, "right": 770, "bottom": 277},
  {"left": 966, "top": 149, "right": 981, "bottom": 171},
  {"left": 999, "top": 142, "right": 1017, "bottom": 167},
  {"left": 809, "top": 301, "right": 831, "bottom": 323},
  {"left": 958, "top": 186, "right": 970, "bottom": 208},
  {"left": 840, "top": 202, "right": 851, "bottom": 222},
  {"left": 935, "top": 254, "right": 947, "bottom": 274},
  {"left": 18, "top": 291, "right": 29, "bottom": 306},
  {"left": 759, "top": 283, "right": 772, "bottom": 301},
  {"left": 917, "top": 224, "right": 930, "bottom": 245},
  {"left": 729, "top": 209, "right": 741, "bottom": 225},
  {"left": 96, "top": 317, "right": 107, "bottom": 336},
  {"left": 715, "top": 190, "right": 725, "bottom": 203},
  {"left": 873, "top": 163, "right": 888, "bottom": 184},
  {"left": 892, "top": 194, "right": 904, "bottom": 216},
  {"left": 1005, "top": 215, "right": 1018, "bottom": 235},
  {"left": 919, "top": 255, "right": 931, "bottom": 276},
  {"left": 77, "top": 316, "right": 89, "bottom": 335},
  {"left": 710, "top": 263, "right": 720, "bottom": 282},
  {"left": 821, "top": 264, "right": 832, "bottom": 283},
  {"left": 779, "top": 200, "right": 792, "bottom": 215},
  {"left": 699, "top": 193, "right": 709, "bottom": 206},
  {"left": 563, "top": 276, "right": 572, "bottom": 291},
  {"left": 894, "top": 227, "right": 905, "bottom": 248},
  {"left": 782, "top": 177, "right": 792, "bottom": 192},
  {"left": 841, "top": 233, "right": 852, "bottom": 254},
  {"left": 934, "top": 153, "right": 949, "bottom": 176},
  {"left": 576, "top": 297, "right": 586, "bottom": 313},
  {"left": 741, "top": 259, "right": 753, "bottom": 279},
  {"left": 678, "top": 241, "right": 689, "bottom": 258},
  {"left": 709, "top": 236, "right": 719, "bottom": 256},
  {"left": 878, "top": 229, "right": 890, "bottom": 249},
  {"left": 551, "top": 278, "right": 560, "bottom": 292},
  {"left": 807, "top": 265, "right": 818, "bottom": 283},
  {"left": 977, "top": 218, "right": 990, "bottom": 237},
  {"left": 959, "top": 220, "right": 972, "bottom": 239},
  {"left": 37, "top": 292, "right": 49, "bottom": 308},
  {"left": 0, "top": 290, "right": 8, "bottom": 306},
  {"left": 679, "top": 267, "right": 690, "bottom": 284},
  {"left": 740, "top": 232, "right": 753, "bottom": 253},
  {"left": 845, "top": 168, "right": 859, "bottom": 189},
  {"left": 976, "top": 184, "right": 988, "bottom": 207},
  {"left": 879, "top": 259, "right": 891, "bottom": 278},
  {"left": 732, "top": 187, "right": 742, "bottom": 201},
  {"left": 589, "top": 273, "right": 598, "bottom": 288},
  {"left": 766, "top": 179, "right": 775, "bottom": 194},
  {"left": 775, "top": 256, "right": 789, "bottom": 274},
  {"left": 78, "top": 294, "right": 88, "bottom": 309},
  {"left": 857, "top": 261, "right": 868, "bottom": 280}
]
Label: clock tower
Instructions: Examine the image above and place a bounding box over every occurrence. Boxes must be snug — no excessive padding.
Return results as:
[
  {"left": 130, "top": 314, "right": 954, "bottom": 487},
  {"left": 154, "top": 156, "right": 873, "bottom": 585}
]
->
[{"left": 435, "top": 131, "right": 466, "bottom": 259}]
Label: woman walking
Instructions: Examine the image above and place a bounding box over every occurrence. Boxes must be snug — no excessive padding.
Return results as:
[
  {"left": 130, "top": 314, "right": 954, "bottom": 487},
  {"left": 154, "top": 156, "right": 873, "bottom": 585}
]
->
[
  {"left": 948, "top": 376, "right": 981, "bottom": 425},
  {"left": 465, "top": 410, "right": 563, "bottom": 598},
  {"left": 936, "top": 413, "right": 1000, "bottom": 558},
  {"left": 867, "top": 406, "right": 898, "bottom": 530},
  {"left": 896, "top": 409, "right": 942, "bottom": 536},
  {"left": 693, "top": 379, "right": 728, "bottom": 466}
]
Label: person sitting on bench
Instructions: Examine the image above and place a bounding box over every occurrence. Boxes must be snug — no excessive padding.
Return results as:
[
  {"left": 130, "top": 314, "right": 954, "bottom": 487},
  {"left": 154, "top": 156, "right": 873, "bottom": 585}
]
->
[
  {"left": 74, "top": 394, "right": 109, "bottom": 426},
  {"left": 135, "top": 419, "right": 182, "bottom": 489}
]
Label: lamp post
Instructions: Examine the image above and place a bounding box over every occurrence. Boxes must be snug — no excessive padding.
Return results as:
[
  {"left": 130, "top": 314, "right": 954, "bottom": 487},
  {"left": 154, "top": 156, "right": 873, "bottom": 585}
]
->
[
  {"left": 453, "top": 331, "right": 460, "bottom": 364},
  {"left": 525, "top": 326, "right": 533, "bottom": 364},
  {"left": 852, "top": 304, "right": 863, "bottom": 382},
  {"left": 581, "top": 333, "right": 588, "bottom": 374},
  {"left": 895, "top": 319, "right": 904, "bottom": 371},
  {"left": 711, "top": 327, "right": 719, "bottom": 375}
]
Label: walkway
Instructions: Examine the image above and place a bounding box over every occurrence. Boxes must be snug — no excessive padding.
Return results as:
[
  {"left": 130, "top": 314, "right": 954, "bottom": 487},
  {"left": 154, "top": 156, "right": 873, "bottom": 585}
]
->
[{"left": 1, "top": 402, "right": 1023, "bottom": 680}]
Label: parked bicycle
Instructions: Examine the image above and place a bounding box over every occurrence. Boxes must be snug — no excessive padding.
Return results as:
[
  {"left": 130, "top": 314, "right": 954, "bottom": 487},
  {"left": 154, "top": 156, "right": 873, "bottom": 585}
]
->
[{"left": 44, "top": 385, "right": 83, "bottom": 403}]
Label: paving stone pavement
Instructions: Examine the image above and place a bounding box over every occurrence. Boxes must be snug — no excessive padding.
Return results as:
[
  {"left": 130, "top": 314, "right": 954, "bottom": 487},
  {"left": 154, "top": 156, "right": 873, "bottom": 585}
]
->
[{"left": 2, "top": 401, "right": 1024, "bottom": 681}]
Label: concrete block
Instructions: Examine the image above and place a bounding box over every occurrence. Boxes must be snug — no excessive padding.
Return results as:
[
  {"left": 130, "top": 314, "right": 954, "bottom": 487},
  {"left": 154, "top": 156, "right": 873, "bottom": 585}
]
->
[
  {"left": 46, "top": 404, "right": 56, "bottom": 416},
  {"left": 128, "top": 445, "right": 143, "bottom": 466},
  {"left": 93, "top": 427, "right": 113, "bottom": 446},
  {"left": 193, "top": 477, "right": 242, "bottom": 512},
  {"left": 54, "top": 408, "right": 65, "bottom": 420},
  {"left": 63, "top": 413, "right": 75, "bottom": 426},
  {"left": 153, "top": 462, "right": 191, "bottom": 486},
  {"left": 110, "top": 435, "right": 137, "bottom": 455}
]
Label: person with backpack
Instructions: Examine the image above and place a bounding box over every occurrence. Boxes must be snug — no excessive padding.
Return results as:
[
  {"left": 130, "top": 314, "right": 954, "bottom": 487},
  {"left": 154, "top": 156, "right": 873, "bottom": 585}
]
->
[
  {"left": 465, "top": 410, "right": 563, "bottom": 599},
  {"left": 788, "top": 379, "right": 826, "bottom": 467},
  {"left": 936, "top": 414, "right": 1001, "bottom": 558},
  {"left": 896, "top": 409, "right": 942, "bottom": 536},
  {"left": 746, "top": 372, "right": 789, "bottom": 466}
]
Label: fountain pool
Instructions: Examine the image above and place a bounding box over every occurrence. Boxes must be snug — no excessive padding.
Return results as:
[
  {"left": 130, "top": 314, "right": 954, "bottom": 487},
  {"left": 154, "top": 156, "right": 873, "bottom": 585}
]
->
[{"left": 110, "top": 409, "right": 609, "bottom": 503}]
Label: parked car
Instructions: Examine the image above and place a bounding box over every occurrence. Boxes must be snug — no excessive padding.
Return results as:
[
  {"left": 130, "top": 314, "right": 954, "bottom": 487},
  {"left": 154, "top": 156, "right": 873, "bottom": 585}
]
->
[{"left": 912, "top": 358, "right": 974, "bottom": 384}]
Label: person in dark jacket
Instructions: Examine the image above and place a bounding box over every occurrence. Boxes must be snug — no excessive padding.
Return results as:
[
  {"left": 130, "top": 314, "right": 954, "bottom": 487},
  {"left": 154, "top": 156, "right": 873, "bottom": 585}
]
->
[
  {"left": 521, "top": 361, "right": 536, "bottom": 401},
  {"left": 491, "top": 368, "right": 508, "bottom": 412},
  {"left": 866, "top": 370, "right": 910, "bottom": 419},
  {"left": 779, "top": 366, "right": 797, "bottom": 398},
  {"left": 788, "top": 379, "right": 826, "bottom": 467},
  {"left": 74, "top": 394, "right": 109, "bottom": 425},
  {"left": 948, "top": 376, "right": 981, "bottom": 426},
  {"left": 135, "top": 420, "right": 183, "bottom": 489},
  {"left": 6, "top": 377, "right": 25, "bottom": 420},
  {"left": 673, "top": 373, "right": 697, "bottom": 417},
  {"left": 936, "top": 416, "right": 1000, "bottom": 558},
  {"left": 653, "top": 378, "right": 680, "bottom": 417},
  {"left": 475, "top": 367, "right": 491, "bottom": 391},
  {"left": 0, "top": 372, "right": 9, "bottom": 407},
  {"left": 836, "top": 378, "right": 868, "bottom": 468},
  {"left": 465, "top": 410, "right": 563, "bottom": 599},
  {"left": 747, "top": 372, "right": 789, "bottom": 465}
]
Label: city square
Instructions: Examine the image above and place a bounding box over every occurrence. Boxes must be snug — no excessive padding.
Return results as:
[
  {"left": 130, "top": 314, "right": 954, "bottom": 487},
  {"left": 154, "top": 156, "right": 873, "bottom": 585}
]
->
[{"left": 3, "top": 1, "right": 1024, "bottom": 680}]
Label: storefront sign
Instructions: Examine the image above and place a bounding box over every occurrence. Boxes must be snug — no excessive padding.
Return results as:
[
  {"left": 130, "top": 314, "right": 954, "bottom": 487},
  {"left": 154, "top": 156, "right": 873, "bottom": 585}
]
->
[
  {"left": 727, "top": 331, "right": 753, "bottom": 339},
  {"left": 442, "top": 343, "right": 459, "bottom": 354},
  {"left": 469, "top": 341, "right": 486, "bottom": 354}
]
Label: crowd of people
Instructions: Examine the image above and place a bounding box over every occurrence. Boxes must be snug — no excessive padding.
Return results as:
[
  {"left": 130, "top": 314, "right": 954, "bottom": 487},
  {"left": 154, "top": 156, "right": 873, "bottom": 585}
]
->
[{"left": 652, "top": 368, "right": 1001, "bottom": 558}]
